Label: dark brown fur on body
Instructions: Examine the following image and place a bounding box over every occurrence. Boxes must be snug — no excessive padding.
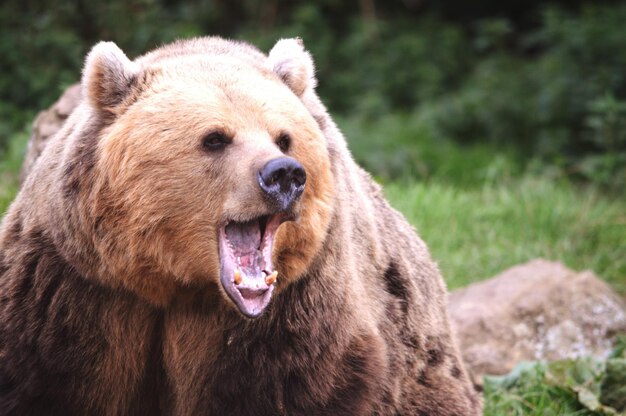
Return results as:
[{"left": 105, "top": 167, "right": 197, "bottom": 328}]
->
[{"left": 0, "top": 37, "right": 480, "bottom": 415}]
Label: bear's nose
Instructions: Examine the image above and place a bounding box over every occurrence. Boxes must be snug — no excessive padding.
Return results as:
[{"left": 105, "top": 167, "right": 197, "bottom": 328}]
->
[{"left": 257, "top": 157, "right": 306, "bottom": 212}]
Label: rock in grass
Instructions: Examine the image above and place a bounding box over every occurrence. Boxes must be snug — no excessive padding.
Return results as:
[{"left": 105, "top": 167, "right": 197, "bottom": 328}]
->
[{"left": 448, "top": 259, "right": 626, "bottom": 379}]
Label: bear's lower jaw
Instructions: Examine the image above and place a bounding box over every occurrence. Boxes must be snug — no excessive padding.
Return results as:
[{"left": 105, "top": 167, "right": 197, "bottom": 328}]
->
[{"left": 218, "top": 214, "right": 283, "bottom": 318}]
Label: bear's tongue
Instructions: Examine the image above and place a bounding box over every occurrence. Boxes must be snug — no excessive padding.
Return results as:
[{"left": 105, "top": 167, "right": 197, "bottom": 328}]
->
[
  {"left": 224, "top": 220, "right": 264, "bottom": 272},
  {"left": 219, "top": 216, "right": 280, "bottom": 318}
]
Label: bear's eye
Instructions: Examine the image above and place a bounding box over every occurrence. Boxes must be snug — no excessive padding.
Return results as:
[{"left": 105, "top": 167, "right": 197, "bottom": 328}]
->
[
  {"left": 202, "top": 131, "right": 231, "bottom": 151},
  {"left": 276, "top": 133, "right": 291, "bottom": 153}
]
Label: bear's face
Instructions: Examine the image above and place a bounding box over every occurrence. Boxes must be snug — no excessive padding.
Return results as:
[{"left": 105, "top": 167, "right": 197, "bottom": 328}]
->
[{"left": 83, "top": 40, "right": 334, "bottom": 317}]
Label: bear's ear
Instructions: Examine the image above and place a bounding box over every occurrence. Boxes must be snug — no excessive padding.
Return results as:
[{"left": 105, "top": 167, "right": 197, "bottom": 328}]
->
[
  {"left": 267, "top": 38, "right": 317, "bottom": 97},
  {"left": 82, "top": 41, "right": 138, "bottom": 113}
]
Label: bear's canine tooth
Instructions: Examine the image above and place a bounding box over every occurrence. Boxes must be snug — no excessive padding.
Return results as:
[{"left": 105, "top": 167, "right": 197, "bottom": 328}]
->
[
  {"left": 233, "top": 269, "right": 242, "bottom": 285},
  {"left": 265, "top": 271, "right": 278, "bottom": 286}
]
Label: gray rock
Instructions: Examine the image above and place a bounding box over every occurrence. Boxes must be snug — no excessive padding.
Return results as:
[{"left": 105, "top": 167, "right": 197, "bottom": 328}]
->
[
  {"left": 21, "top": 83, "right": 81, "bottom": 182},
  {"left": 448, "top": 259, "right": 626, "bottom": 379}
]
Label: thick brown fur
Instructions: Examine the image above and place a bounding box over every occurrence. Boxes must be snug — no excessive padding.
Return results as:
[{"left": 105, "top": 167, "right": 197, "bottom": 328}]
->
[{"left": 0, "top": 37, "right": 481, "bottom": 415}]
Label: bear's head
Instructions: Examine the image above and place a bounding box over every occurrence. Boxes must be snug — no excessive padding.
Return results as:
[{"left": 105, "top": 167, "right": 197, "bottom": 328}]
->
[{"left": 79, "top": 38, "right": 334, "bottom": 317}]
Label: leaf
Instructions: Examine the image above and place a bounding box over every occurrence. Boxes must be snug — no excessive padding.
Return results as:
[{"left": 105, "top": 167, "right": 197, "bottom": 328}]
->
[{"left": 574, "top": 385, "right": 618, "bottom": 415}]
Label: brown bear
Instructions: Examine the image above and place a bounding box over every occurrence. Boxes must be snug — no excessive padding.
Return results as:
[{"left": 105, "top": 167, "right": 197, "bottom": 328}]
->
[{"left": 0, "top": 37, "right": 481, "bottom": 415}]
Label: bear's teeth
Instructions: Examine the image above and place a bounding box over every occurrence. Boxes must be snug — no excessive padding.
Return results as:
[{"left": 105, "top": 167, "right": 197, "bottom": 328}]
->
[
  {"left": 265, "top": 271, "right": 278, "bottom": 286},
  {"left": 234, "top": 269, "right": 242, "bottom": 285}
]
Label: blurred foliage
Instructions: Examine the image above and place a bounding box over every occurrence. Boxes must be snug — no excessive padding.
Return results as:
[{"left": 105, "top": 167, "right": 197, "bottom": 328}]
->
[
  {"left": 0, "top": 0, "right": 625, "bottom": 188},
  {"left": 424, "top": 6, "right": 626, "bottom": 189},
  {"left": 336, "top": 112, "right": 523, "bottom": 185}
]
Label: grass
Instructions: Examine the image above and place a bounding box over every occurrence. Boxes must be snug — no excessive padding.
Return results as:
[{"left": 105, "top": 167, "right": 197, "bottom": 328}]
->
[
  {"left": 483, "top": 362, "right": 599, "bottom": 416},
  {"left": 485, "top": 368, "right": 594, "bottom": 415},
  {"left": 384, "top": 177, "right": 626, "bottom": 295},
  {"left": 481, "top": 337, "right": 626, "bottom": 415}
]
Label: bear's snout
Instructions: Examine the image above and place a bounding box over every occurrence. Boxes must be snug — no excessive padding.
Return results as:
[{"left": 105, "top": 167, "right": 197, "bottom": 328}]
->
[{"left": 257, "top": 157, "right": 306, "bottom": 212}]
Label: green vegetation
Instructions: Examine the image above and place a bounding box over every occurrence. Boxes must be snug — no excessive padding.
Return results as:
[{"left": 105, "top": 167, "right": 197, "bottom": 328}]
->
[{"left": 483, "top": 337, "right": 626, "bottom": 415}]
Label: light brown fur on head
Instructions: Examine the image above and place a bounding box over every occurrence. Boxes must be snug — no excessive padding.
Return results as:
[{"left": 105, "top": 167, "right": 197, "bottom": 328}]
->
[{"left": 71, "top": 39, "right": 335, "bottom": 306}]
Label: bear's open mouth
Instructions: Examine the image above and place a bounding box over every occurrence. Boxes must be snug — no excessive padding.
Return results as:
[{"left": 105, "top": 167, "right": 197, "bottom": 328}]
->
[{"left": 219, "top": 214, "right": 284, "bottom": 317}]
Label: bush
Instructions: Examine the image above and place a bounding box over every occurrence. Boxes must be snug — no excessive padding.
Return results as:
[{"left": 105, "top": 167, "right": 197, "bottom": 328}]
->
[{"left": 416, "top": 6, "right": 626, "bottom": 189}]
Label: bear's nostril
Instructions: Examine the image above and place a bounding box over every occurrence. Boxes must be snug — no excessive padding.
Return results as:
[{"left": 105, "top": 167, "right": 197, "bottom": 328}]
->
[
  {"left": 270, "top": 170, "right": 285, "bottom": 186},
  {"left": 258, "top": 157, "right": 307, "bottom": 212},
  {"left": 292, "top": 168, "right": 306, "bottom": 187}
]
